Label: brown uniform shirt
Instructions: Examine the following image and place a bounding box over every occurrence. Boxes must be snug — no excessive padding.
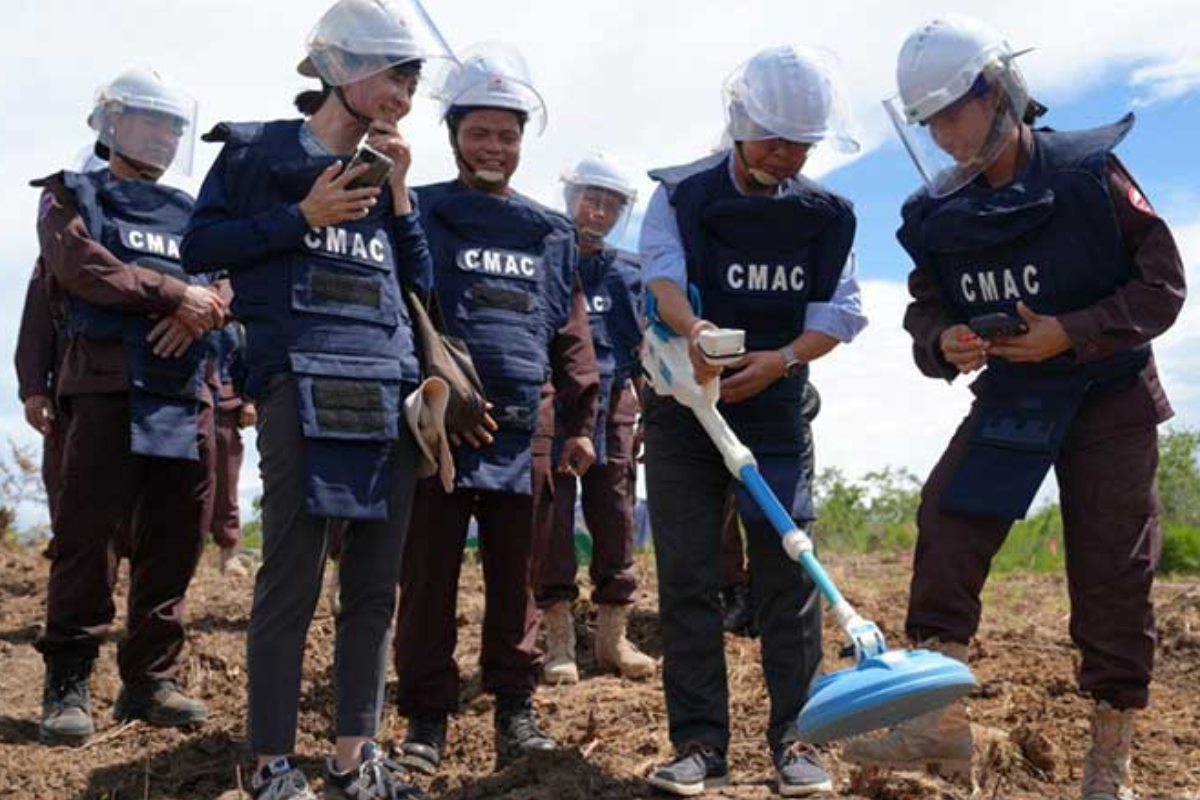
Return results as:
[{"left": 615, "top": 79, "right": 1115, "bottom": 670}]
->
[
  {"left": 14, "top": 258, "right": 62, "bottom": 401},
  {"left": 537, "top": 274, "right": 601, "bottom": 442},
  {"left": 903, "top": 156, "right": 1185, "bottom": 423},
  {"left": 35, "top": 173, "right": 190, "bottom": 397}
]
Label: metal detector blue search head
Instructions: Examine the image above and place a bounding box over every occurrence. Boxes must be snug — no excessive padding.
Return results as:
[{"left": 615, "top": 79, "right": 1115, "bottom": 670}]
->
[{"left": 798, "top": 648, "right": 977, "bottom": 743}]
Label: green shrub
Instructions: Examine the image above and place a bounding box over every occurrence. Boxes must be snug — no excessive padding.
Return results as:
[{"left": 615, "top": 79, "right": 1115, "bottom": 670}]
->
[
  {"left": 992, "top": 504, "right": 1065, "bottom": 574},
  {"left": 1161, "top": 524, "right": 1200, "bottom": 575}
]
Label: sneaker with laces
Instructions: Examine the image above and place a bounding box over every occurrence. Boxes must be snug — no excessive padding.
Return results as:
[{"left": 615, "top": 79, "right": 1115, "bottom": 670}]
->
[
  {"left": 773, "top": 741, "right": 833, "bottom": 796},
  {"left": 646, "top": 743, "right": 729, "bottom": 796},
  {"left": 250, "top": 758, "right": 316, "bottom": 800},
  {"left": 324, "top": 742, "right": 426, "bottom": 799}
]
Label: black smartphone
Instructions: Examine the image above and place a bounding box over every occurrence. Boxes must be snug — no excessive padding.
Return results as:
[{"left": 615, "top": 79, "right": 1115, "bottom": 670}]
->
[
  {"left": 968, "top": 312, "right": 1029, "bottom": 339},
  {"left": 345, "top": 144, "right": 394, "bottom": 190}
]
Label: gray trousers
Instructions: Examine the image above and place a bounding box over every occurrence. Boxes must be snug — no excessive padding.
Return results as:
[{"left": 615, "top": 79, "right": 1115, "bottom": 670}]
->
[{"left": 246, "top": 375, "right": 417, "bottom": 755}]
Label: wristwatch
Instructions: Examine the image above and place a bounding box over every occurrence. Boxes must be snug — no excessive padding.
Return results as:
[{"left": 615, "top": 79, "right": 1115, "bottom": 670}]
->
[{"left": 778, "top": 343, "right": 805, "bottom": 377}]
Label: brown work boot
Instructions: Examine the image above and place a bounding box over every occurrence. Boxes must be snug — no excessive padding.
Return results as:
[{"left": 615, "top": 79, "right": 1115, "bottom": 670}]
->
[
  {"left": 541, "top": 601, "right": 579, "bottom": 685},
  {"left": 1081, "top": 701, "right": 1137, "bottom": 800},
  {"left": 841, "top": 639, "right": 974, "bottom": 785},
  {"left": 595, "top": 604, "right": 655, "bottom": 680},
  {"left": 218, "top": 545, "right": 250, "bottom": 577}
]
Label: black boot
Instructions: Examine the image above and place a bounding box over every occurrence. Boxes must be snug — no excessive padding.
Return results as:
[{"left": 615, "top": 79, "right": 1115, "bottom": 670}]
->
[
  {"left": 494, "top": 693, "right": 558, "bottom": 769},
  {"left": 40, "top": 655, "right": 95, "bottom": 746},
  {"left": 114, "top": 678, "right": 207, "bottom": 728},
  {"left": 398, "top": 712, "right": 448, "bottom": 775},
  {"left": 720, "top": 583, "right": 754, "bottom": 637}
]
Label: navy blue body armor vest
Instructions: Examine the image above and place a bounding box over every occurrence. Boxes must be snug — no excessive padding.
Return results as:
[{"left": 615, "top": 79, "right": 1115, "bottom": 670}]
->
[
  {"left": 570, "top": 249, "right": 643, "bottom": 464},
  {"left": 56, "top": 169, "right": 211, "bottom": 461},
  {"left": 900, "top": 114, "right": 1149, "bottom": 519},
  {"left": 651, "top": 152, "right": 855, "bottom": 455},
  {"left": 417, "top": 181, "right": 575, "bottom": 495},
  {"left": 201, "top": 120, "right": 422, "bottom": 520}
]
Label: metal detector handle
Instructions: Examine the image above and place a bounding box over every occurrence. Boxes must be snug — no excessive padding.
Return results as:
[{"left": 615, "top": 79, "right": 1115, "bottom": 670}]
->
[{"left": 736, "top": 464, "right": 846, "bottom": 608}]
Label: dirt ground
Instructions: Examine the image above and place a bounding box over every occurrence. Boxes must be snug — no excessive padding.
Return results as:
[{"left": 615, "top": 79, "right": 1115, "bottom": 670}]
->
[{"left": 0, "top": 544, "right": 1196, "bottom": 800}]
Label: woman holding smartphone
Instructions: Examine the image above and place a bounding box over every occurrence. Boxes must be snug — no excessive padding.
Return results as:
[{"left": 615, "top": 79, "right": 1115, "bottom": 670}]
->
[{"left": 181, "top": 1, "right": 454, "bottom": 797}]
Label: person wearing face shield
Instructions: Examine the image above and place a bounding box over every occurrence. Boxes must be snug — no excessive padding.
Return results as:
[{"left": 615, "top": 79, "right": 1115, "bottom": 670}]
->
[
  {"left": 391, "top": 42, "right": 600, "bottom": 776},
  {"left": 30, "top": 66, "right": 225, "bottom": 747},
  {"left": 532, "top": 153, "right": 653, "bottom": 685},
  {"left": 181, "top": 1, "right": 454, "bottom": 796},
  {"left": 841, "top": 17, "right": 1186, "bottom": 800},
  {"left": 640, "top": 45, "right": 867, "bottom": 797}
]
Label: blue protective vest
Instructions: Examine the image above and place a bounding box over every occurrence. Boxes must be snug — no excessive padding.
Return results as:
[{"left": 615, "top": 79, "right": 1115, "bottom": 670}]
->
[
  {"left": 417, "top": 181, "right": 575, "bottom": 494},
  {"left": 569, "top": 248, "right": 643, "bottom": 464},
  {"left": 202, "top": 120, "right": 421, "bottom": 520},
  {"left": 55, "top": 169, "right": 210, "bottom": 461},
  {"left": 900, "top": 114, "right": 1150, "bottom": 519},
  {"left": 214, "top": 320, "right": 244, "bottom": 390},
  {"left": 650, "top": 152, "right": 855, "bottom": 454}
]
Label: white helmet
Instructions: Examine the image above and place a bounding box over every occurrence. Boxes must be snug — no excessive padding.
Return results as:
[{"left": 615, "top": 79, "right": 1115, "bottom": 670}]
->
[
  {"left": 431, "top": 42, "right": 547, "bottom": 135},
  {"left": 724, "top": 45, "right": 860, "bottom": 154},
  {"left": 298, "top": 0, "right": 454, "bottom": 87},
  {"left": 894, "top": 14, "right": 1028, "bottom": 124},
  {"left": 885, "top": 15, "right": 1036, "bottom": 198},
  {"left": 87, "top": 66, "right": 198, "bottom": 175},
  {"left": 561, "top": 152, "right": 638, "bottom": 246}
]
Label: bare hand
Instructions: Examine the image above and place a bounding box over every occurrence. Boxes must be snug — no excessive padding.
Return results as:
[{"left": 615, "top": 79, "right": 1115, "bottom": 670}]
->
[
  {"left": 988, "top": 302, "right": 1072, "bottom": 363},
  {"left": 366, "top": 121, "right": 413, "bottom": 212},
  {"left": 238, "top": 402, "right": 257, "bottom": 429},
  {"left": 558, "top": 436, "right": 596, "bottom": 477},
  {"left": 299, "top": 162, "right": 382, "bottom": 227},
  {"left": 176, "top": 286, "right": 226, "bottom": 336},
  {"left": 939, "top": 324, "right": 989, "bottom": 374},
  {"left": 23, "top": 395, "right": 54, "bottom": 436},
  {"left": 720, "top": 350, "right": 786, "bottom": 404},
  {"left": 147, "top": 315, "right": 198, "bottom": 358},
  {"left": 688, "top": 321, "right": 725, "bottom": 385},
  {"left": 450, "top": 408, "right": 499, "bottom": 449}
]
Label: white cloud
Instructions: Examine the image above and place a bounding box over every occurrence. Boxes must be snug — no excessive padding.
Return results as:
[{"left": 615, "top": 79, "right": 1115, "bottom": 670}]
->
[{"left": 1129, "top": 52, "right": 1200, "bottom": 107}]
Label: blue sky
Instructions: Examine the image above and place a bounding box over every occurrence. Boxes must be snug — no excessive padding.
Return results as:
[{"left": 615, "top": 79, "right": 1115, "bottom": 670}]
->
[{"left": 1, "top": 1, "right": 1197, "bottom": 527}]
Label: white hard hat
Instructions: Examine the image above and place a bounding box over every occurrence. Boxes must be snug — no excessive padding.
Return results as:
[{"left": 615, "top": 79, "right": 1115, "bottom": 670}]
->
[
  {"left": 561, "top": 152, "right": 638, "bottom": 203},
  {"left": 724, "top": 45, "right": 860, "bottom": 153},
  {"left": 885, "top": 14, "right": 1035, "bottom": 198},
  {"left": 895, "top": 14, "right": 1027, "bottom": 124},
  {"left": 88, "top": 66, "right": 198, "bottom": 175},
  {"left": 431, "top": 42, "right": 547, "bottom": 135},
  {"left": 299, "top": 0, "right": 454, "bottom": 87}
]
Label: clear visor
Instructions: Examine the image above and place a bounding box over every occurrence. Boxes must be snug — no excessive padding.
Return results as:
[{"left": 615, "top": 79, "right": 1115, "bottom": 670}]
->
[
  {"left": 723, "top": 46, "right": 860, "bottom": 154},
  {"left": 430, "top": 43, "right": 547, "bottom": 135},
  {"left": 884, "top": 68, "right": 1025, "bottom": 198},
  {"left": 564, "top": 183, "right": 634, "bottom": 248},
  {"left": 91, "top": 92, "right": 198, "bottom": 176},
  {"left": 304, "top": 0, "right": 455, "bottom": 87}
]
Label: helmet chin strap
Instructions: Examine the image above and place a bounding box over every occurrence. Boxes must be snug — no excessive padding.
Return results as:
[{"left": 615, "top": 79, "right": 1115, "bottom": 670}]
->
[
  {"left": 111, "top": 151, "right": 163, "bottom": 182},
  {"left": 450, "top": 137, "right": 508, "bottom": 190},
  {"left": 735, "top": 142, "right": 784, "bottom": 190},
  {"left": 334, "top": 86, "right": 374, "bottom": 129}
]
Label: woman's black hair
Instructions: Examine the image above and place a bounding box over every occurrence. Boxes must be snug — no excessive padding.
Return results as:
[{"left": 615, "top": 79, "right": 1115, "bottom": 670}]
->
[{"left": 293, "top": 59, "right": 423, "bottom": 117}]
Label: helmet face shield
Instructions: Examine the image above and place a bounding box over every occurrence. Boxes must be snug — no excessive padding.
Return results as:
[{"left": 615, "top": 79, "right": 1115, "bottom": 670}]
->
[
  {"left": 431, "top": 42, "right": 547, "bottom": 135},
  {"left": 561, "top": 152, "right": 638, "bottom": 247},
  {"left": 724, "top": 45, "right": 860, "bottom": 154},
  {"left": 565, "top": 184, "right": 633, "bottom": 246},
  {"left": 89, "top": 68, "right": 198, "bottom": 175},
  {"left": 302, "top": 0, "right": 455, "bottom": 88},
  {"left": 885, "top": 62, "right": 1027, "bottom": 197}
]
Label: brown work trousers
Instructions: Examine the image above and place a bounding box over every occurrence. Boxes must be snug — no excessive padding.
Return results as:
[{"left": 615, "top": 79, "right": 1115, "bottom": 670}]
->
[
  {"left": 394, "top": 479, "right": 541, "bottom": 715},
  {"left": 535, "top": 384, "right": 639, "bottom": 607},
  {"left": 36, "top": 392, "right": 211, "bottom": 682},
  {"left": 907, "top": 376, "right": 1162, "bottom": 709},
  {"left": 204, "top": 405, "right": 245, "bottom": 548}
]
